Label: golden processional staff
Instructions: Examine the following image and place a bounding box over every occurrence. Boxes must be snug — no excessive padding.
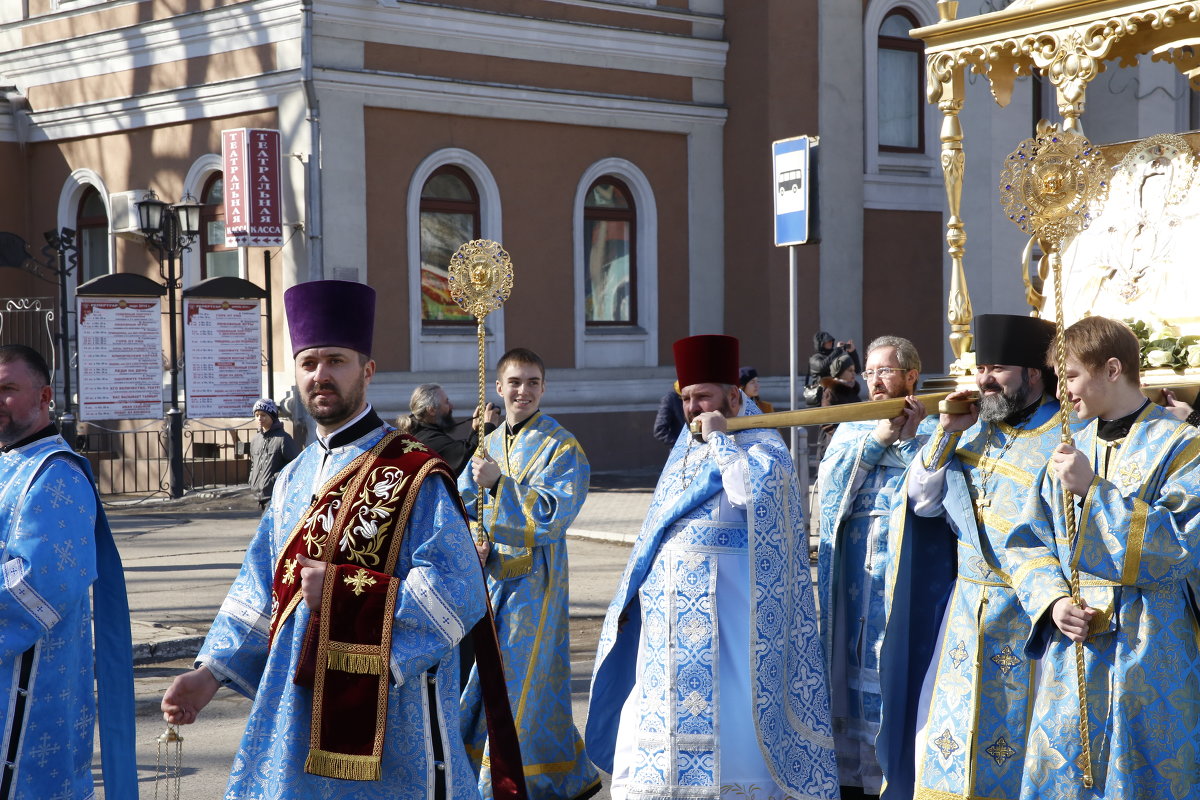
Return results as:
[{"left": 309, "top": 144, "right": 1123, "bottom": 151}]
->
[
  {"left": 447, "top": 238, "right": 515, "bottom": 543},
  {"left": 999, "top": 121, "right": 1107, "bottom": 789}
]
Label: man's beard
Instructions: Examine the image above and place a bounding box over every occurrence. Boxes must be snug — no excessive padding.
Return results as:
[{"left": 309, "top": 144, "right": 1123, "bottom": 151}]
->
[
  {"left": 437, "top": 411, "right": 456, "bottom": 430},
  {"left": 304, "top": 377, "right": 366, "bottom": 427},
  {"left": 684, "top": 396, "right": 734, "bottom": 424},
  {"left": 978, "top": 370, "right": 1033, "bottom": 423},
  {"left": 0, "top": 412, "right": 40, "bottom": 447}
]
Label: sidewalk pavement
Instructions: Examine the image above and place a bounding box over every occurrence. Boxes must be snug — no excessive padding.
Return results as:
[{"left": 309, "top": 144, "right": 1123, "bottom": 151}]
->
[{"left": 112, "top": 468, "right": 660, "bottom": 664}]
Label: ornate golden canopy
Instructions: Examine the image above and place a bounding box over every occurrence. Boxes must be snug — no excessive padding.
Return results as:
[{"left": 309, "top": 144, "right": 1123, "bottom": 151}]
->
[{"left": 911, "top": 0, "right": 1200, "bottom": 379}]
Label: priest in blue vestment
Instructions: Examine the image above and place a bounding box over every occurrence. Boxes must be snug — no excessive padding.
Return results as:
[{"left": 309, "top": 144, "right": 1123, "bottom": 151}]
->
[
  {"left": 1000, "top": 315, "right": 1200, "bottom": 799},
  {"left": 459, "top": 347, "right": 600, "bottom": 800},
  {"left": 162, "top": 281, "right": 497, "bottom": 800},
  {"left": 878, "top": 314, "right": 1067, "bottom": 800},
  {"left": 588, "top": 334, "right": 838, "bottom": 800},
  {"left": 816, "top": 335, "right": 932, "bottom": 799},
  {"left": 0, "top": 344, "right": 136, "bottom": 800}
]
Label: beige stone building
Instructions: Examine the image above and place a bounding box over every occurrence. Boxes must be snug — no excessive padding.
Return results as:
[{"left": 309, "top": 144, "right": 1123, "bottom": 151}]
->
[{"left": 0, "top": 0, "right": 955, "bottom": 478}]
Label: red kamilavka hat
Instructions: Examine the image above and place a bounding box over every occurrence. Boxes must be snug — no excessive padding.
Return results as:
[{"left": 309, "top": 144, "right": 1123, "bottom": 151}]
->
[{"left": 673, "top": 334, "right": 740, "bottom": 390}]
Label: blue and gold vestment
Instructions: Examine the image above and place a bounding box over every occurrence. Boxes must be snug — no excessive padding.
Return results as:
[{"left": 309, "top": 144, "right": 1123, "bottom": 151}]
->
[
  {"left": 0, "top": 432, "right": 136, "bottom": 800},
  {"left": 197, "top": 419, "right": 488, "bottom": 799},
  {"left": 459, "top": 411, "right": 600, "bottom": 800},
  {"left": 879, "top": 400, "right": 1068, "bottom": 800},
  {"left": 1003, "top": 404, "right": 1200, "bottom": 800},
  {"left": 816, "top": 418, "right": 933, "bottom": 793},
  {"left": 588, "top": 407, "right": 838, "bottom": 800}
]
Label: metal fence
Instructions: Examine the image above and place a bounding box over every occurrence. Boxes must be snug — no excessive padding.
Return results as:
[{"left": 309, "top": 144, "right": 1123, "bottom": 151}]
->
[
  {"left": 0, "top": 296, "right": 57, "bottom": 373},
  {"left": 77, "top": 421, "right": 257, "bottom": 497}
]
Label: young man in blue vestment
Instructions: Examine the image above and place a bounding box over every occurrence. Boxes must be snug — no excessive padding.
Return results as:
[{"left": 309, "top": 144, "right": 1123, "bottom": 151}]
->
[
  {"left": 879, "top": 314, "right": 1065, "bottom": 800},
  {"left": 0, "top": 345, "right": 136, "bottom": 800},
  {"left": 816, "top": 335, "right": 931, "bottom": 800},
  {"left": 459, "top": 347, "right": 601, "bottom": 800},
  {"left": 162, "top": 280, "right": 498, "bottom": 800},
  {"left": 1000, "top": 315, "right": 1200, "bottom": 799},
  {"left": 588, "top": 334, "right": 838, "bottom": 800}
]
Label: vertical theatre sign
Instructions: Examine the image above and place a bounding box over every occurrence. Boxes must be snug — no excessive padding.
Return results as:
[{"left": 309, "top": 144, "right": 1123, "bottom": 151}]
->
[{"left": 222, "top": 128, "right": 284, "bottom": 247}]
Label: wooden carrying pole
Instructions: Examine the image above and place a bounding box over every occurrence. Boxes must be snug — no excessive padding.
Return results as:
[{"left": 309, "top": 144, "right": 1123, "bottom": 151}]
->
[{"left": 689, "top": 390, "right": 978, "bottom": 435}]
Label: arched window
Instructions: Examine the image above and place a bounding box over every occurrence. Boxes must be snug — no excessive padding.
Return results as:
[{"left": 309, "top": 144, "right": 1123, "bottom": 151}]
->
[
  {"left": 877, "top": 10, "right": 924, "bottom": 152},
  {"left": 419, "top": 166, "right": 480, "bottom": 325},
  {"left": 75, "top": 187, "right": 109, "bottom": 282},
  {"left": 200, "top": 174, "right": 239, "bottom": 279},
  {"left": 583, "top": 176, "right": 636, "bottom": 325}
]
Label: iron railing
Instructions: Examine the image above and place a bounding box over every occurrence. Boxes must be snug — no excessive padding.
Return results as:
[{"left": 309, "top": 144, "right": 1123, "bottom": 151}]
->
[{"left": 77, "top": 421, "right": 257, "bottom": 497}]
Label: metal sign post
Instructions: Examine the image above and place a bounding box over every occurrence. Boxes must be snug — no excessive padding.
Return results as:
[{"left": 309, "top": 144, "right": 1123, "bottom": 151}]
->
[{"left": 772, "top": 135, "right": 819, "bottom": 472}]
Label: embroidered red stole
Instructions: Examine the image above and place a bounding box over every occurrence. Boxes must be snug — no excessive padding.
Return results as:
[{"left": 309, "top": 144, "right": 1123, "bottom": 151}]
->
[{"left": 265, "top": 431, "right": 528, "bottom": 798}]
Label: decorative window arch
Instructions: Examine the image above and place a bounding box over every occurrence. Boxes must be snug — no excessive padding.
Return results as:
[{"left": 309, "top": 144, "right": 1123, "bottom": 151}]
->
[
  {"left": 406, "top": 148, "right": 503, "bottom": 371},
  {"left": 573, "top": 158, "right": 657, "bottom": 368},
  {"left": 56, "top": 168, "right": 113, "bottom": 287}
]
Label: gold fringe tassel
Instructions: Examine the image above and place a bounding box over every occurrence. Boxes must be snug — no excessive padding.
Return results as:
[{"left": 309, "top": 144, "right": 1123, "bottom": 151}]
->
[
  {"left": 305, "top": 748, "right": 382, "bottom": 781},
  {"left": 498, "top": 552, "right": 532, "bottom": 579},
  {"left": 326, "top": 649, "right": 385, "bottom": 675}
]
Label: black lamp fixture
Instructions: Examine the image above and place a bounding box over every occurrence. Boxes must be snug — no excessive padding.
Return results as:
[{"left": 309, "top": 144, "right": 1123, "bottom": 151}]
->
[{"left": 134, "top": 188, "right": 204, "bottom": 498}]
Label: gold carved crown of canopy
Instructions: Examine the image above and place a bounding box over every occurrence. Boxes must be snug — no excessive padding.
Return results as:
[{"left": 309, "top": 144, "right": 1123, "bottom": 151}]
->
[{"left": 918, "top": 2, "right": 1200, "bottom": 116}]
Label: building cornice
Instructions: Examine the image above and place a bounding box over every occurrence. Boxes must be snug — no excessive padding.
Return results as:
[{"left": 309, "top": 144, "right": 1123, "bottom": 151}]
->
[
  {"left": 323, "top": 65, "right": 727, "bottom": 132},
  {"left": 0, "top": 0, "right": 298, "bottom": 88},
  {"left": 356, "top": 0, "right": 727, "bottom": 79}
]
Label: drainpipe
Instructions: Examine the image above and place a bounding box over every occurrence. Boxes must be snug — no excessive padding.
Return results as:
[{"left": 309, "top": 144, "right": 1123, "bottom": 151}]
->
[{"left": 300, "top": 0, "right": 323, "bottom": 279}]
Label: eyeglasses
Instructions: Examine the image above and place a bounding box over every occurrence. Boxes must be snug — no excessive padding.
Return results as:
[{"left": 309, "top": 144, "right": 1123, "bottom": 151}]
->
[{"left": 861, "top": 367, "right": 906, "bottom": 380}]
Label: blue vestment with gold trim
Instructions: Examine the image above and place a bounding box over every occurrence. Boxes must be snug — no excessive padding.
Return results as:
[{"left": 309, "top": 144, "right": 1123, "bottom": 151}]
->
[
  {"left": 879, "top": 400, "right": 1070, "bottom": 800},
  {"left": 459, "top": 411, "right": 599, "bottom": 800},
  {"left": 1002, "top": 404, "right": 1200, "bottom": 799},
  {"left": 197, "top": 423, "right": 487, "bottom": 799}
]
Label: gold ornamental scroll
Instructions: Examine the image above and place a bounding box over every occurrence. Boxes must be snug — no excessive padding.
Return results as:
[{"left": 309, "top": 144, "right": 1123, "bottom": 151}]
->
[
  {"left": 999, "top": 122, "right": 1107, "bottom": 789},
  {"left": 448, "top": 239, "right": 515, "bottom": 544}
]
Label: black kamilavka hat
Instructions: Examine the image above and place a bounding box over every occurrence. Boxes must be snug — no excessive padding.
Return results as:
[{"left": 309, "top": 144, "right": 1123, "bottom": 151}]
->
[{"left": 974, "top": 314, "right": 1056, "bottom": 369}]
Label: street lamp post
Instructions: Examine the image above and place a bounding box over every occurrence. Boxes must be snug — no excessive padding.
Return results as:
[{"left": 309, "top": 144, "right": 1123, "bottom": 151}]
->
[
  {"left": 42, "top": 228, "right": 80, "bottom": 447},
  {"left": 136, "top": 191, "right": 202, "bottom": 499}
]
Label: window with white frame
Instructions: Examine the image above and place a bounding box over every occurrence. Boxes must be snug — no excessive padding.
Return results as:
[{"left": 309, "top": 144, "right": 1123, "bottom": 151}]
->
[
  {"left": 75, "top": 187, "right": 110, "bottom": 282},
  {"left": 419, "top": 165, "right": 481, "bottom": 326},
  {"left": 877, "top": 9, "right": 924, "bottom": 153},
  {"left": 583, "top": 176, "right": 637, "bottom": 326},
  {"left": 573, "top": 159, "right": 657, "bottom": 368},
  {"left": 862, "top": 0, "right": 940, "bottom": 211},
  {"left": 200, "top": 174, "right": 239, "bottom": 279},
  {"left": 406, "top": 150, "right": 503, "bottom": 371}
]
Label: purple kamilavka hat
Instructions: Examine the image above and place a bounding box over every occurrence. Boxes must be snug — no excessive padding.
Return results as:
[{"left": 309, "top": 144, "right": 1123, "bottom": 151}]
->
[{"left": 284, "top": 279, "right": 376, "bottom": 357}]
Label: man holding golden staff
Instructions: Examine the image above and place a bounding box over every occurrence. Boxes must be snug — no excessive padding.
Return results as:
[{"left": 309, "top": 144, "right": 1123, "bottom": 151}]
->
[
  {"left": 1002, "top": 315, "right": 1200, "bottom": 799},
  {"left": 878, "top": 314, "right": 1066, "bottom": 800}
]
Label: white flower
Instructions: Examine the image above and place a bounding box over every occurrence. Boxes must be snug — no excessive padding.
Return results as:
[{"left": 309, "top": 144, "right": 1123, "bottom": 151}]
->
[
  {"left": 1186, "top": 344, "right": 1200, "bottom": 368},
  {"left": 1150, "top": 324, "right": 1180, "bottom": 340},
  {"left": 1145, "top": 349, "right": 1173, "bottom": 368}
]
